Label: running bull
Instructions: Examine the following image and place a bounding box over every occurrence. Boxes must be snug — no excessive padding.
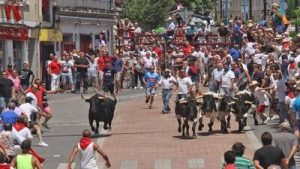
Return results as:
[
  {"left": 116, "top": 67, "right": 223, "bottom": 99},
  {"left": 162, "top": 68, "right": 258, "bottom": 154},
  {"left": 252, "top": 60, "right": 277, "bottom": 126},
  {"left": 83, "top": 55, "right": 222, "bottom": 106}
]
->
[
  {"left": 81, "top": 93, "right": 117, "bottom": 134},
  {"left": 229, "top": 90, "right": 258, "bottom": 132},
  {"left": 197, "top": 92, "right": 222, "bottom": 133},
  {"left": 175, "top": 96, "right": 201, "bottom": 138}
]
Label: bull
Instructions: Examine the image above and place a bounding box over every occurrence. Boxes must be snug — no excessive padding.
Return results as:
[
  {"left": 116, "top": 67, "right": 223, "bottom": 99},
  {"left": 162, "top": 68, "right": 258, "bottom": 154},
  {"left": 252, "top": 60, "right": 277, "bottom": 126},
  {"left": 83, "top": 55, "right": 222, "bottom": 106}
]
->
[
  {"left": 197, "top": 92, "right": 222, "bottom": 133},
  {"left": 218, "top": 95, "right": 233, "bottom": 134},
  {"left": 175, "top": 96, "right": 200, "bottom": 138},
  {"left": 229, "top": 90, "right": 258, "bottom": 132},
  {"left": 81, "top": 93, "right": 117, "bottom": 134}
]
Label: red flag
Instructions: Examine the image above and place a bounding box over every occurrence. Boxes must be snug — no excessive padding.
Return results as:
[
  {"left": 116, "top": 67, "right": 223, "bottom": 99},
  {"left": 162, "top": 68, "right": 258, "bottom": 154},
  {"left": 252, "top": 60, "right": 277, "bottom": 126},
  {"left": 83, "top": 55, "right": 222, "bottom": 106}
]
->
[
  {"left": 12, "top": 5, "right": 22, "bottom": 22},
  {"left": 4, "top": 4, "right": 12, "bottom": 21}
]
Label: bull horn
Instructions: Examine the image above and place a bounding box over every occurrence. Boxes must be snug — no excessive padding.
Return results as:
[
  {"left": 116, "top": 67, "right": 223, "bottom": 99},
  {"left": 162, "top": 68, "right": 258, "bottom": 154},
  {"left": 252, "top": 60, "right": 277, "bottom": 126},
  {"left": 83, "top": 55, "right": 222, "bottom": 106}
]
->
[
  {"left": 245, "top": 101, "right": 252, "bottom": 105},
  {"left": 98, "top": 96, "right": 105, "bottom": 100},
  {"left": 81, "top": 93, "right": 91, "bottom": 100},
  {"left": 228, "top": 102, "right": 235, "bottom": 105}
]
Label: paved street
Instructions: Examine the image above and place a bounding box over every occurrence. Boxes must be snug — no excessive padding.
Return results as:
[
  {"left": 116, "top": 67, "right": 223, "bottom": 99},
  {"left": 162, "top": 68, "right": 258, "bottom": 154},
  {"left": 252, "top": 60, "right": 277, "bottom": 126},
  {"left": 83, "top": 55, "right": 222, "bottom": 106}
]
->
[{"left": 33, "top": 87, "right": 269, "bottom": 169}]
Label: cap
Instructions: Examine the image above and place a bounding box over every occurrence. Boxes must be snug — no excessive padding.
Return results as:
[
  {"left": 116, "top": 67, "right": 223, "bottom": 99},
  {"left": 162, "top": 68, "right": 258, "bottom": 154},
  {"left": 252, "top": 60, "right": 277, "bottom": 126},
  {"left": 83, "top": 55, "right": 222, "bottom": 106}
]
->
[{"left": 279, "top": 121, "right": 290, "bottom": 130}]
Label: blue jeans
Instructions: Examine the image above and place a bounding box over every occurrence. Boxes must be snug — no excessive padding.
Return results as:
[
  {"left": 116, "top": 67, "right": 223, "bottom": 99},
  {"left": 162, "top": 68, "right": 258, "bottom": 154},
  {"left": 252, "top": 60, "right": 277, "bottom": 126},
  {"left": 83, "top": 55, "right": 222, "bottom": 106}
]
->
[
  {"left": 278, "top": 102, "right": 288, "bottom": 121},
  {"left": 162, "top": 89, "right": 172, "bottom": 111}
]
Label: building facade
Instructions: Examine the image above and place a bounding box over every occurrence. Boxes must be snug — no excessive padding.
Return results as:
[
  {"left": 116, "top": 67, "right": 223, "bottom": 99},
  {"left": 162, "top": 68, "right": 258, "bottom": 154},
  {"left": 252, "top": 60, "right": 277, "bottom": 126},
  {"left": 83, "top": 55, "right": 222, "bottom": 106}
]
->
[
  {"left": 216, "top": 0, "right": 281, "bottom": 21},
  {"left": 0, "top": 0, "right": 42, "bottom": 76}
]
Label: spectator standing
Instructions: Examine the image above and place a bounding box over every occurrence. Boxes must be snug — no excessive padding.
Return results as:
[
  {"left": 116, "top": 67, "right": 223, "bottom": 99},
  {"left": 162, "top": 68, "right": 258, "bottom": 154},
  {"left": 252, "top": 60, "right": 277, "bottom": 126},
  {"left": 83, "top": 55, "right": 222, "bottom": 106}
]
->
[
  {"left": 74, "top": 52, "right": 90, "bottom": 94},
  {"left": 87, "top": 55, "right": 98, "bottom": 92},
  {"left": 19, "top": 62, "right": 34, "bottom": 90},
  {"left": 48, "top": 55, "right": 62, "bottom": 91},
  {"left": 224, "top": 150, "right": 236, "bottom": 169},
  {"left": 11, "top": 140, "right": 42, "bottom": 169},
  {"left": 220, "top": 64, "right": 235, "bottom": 97},
  {"left": 218, "top": 23, "right": 230, "bottom": 43},
  {"left": 133, "top": 58, "right": 144, "bottom": 89},
  {"left": 7, "top": 70, "right": 21, "bottom": 95},
  {"left": 113, "top": 53, "right": 123, "bottom": 94},
  {"left": 67, "top": 129, "right": 111, "bottom": 169},
  {"left": 272, "top": 122, "right": 298, "bottom": 169},
  {"left": 0, "top": 72, "right": 14, "bottom": 112},
  {"left": 253, "top": 132, "right": 287, "bottom": 169},
  {"left": 61, "top": 53, "right": 75, "bottom": 92},
  {"left": 102, "top": 63, "right": 116, "bottom": 101}
]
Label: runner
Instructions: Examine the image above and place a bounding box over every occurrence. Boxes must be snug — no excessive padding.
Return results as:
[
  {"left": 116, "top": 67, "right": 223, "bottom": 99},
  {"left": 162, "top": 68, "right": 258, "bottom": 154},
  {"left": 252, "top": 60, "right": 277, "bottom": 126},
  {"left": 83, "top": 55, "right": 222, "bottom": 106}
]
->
[{"left": 143, "top": 66, "right": 160, "bottom": 109}]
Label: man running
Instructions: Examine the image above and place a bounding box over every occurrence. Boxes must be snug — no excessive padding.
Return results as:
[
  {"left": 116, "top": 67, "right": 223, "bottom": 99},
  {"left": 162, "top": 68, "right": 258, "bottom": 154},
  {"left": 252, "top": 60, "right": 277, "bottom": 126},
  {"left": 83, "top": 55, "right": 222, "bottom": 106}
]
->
[
  {"left": 143, "top": 66, "right": 160, "bottom": 109},
  {"left": 67, "top": 129, "right": 111, "bottom": 169}
]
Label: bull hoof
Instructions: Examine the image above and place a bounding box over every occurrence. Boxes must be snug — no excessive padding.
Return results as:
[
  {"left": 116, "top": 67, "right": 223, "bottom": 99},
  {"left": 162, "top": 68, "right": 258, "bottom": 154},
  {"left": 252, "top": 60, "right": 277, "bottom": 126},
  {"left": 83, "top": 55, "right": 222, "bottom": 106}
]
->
[
  {"left": 178, "top": 127, "right": 182, "bottom": 133},
  {"left": 208, "top": 128, "right": 213, "bottom": 133},
  {"left": 198, "top": 124, "right": 204, "bottom": 131},
  {"left": 182, "top": 132, "right": 185, "bottom": 137}
]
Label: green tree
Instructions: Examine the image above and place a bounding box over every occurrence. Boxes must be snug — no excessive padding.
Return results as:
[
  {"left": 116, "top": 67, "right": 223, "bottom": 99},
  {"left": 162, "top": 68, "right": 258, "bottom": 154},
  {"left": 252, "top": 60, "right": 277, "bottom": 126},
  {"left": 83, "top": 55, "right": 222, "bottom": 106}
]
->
[
  {"left": 121, "top": 0, "right": 174, "bottom": 31},
  {"left": 175, "top": 0, "right": 216, "bottom": 15}
]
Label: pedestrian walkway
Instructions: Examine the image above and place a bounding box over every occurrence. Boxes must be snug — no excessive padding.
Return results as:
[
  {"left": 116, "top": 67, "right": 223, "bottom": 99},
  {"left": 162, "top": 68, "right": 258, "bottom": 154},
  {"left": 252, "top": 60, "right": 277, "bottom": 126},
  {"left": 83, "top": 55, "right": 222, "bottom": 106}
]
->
[{"left": 95, "top": 95, "right": 256, "bottom": 169}]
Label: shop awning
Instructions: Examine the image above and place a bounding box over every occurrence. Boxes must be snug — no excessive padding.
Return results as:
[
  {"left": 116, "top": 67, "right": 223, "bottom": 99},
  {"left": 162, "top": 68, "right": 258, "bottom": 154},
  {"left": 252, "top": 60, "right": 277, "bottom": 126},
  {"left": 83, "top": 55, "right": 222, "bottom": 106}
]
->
[{"left": 39, "top": 29, "right": 62, "bottom": 42}]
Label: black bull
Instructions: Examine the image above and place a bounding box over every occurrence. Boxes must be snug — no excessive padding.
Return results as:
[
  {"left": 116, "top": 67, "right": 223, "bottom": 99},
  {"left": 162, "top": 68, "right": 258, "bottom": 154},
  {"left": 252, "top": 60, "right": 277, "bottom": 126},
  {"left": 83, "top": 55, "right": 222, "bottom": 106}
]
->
[
  {"left": 81, "top": 93, "right": 117, "bottom": 134},
  {"left": 175, "top": 97, "right": 199, "bottom": 138},
  {"left": 229, "top": 91, "right": 258, "bottom": 132}
]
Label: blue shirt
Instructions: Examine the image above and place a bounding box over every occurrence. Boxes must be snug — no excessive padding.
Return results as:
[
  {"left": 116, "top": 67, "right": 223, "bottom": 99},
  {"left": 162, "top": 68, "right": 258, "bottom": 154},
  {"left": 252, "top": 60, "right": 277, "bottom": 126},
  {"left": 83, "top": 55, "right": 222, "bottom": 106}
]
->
[
  {"left": 230, "top": 48, "right": 240, "bottom": 61},
  {"left": 144, "top": 72, "right": 160, "bottom": 88},
  {"left": 113, "top": 59, "right": 123, "bottom": 72},
  {"left": 1, "top": 110, "right": 18, "bottom": 125},
  {"left": 293, "top": 95, "right": 300, "bottom": 119}
]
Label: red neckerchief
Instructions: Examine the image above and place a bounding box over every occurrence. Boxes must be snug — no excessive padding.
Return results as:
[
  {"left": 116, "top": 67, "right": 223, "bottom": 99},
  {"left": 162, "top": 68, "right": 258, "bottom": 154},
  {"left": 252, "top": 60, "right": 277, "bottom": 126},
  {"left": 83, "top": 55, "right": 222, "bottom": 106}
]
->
[
  {"left": 288, "top": 92, "right": 295, "bottom": 99},
  {"left": 13, "top": 123, "right": 26, "bottom": 132},
  {"left": 289, "top": 62, "right": 296, "bottom": 69},
  {"left": 79, "top": 137, "right": 93, "bottom": 150}
]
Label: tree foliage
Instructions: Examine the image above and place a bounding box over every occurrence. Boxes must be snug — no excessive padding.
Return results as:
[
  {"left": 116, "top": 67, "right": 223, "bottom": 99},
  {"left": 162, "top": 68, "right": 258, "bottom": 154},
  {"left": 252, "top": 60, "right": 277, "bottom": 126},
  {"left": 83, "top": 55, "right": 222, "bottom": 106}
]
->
[
  {"left": 121, "top": 0, "right": 174, "bottom": 31},
  {"left": 175, "top": 0, "right": 216, "bottom": 16},
  {"left": 292, "top": 7, "right": 300, "bottom": 25}
]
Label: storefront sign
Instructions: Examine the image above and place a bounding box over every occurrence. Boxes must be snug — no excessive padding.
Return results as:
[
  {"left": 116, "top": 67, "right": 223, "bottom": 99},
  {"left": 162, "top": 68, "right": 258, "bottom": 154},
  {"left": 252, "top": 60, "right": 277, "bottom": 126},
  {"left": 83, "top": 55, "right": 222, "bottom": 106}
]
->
[
  {"left": 39, "top": 29, "right": 63, "bottom": 42},
  {"left": 0, "top": 26, "right": 28, "bottom": 40}
]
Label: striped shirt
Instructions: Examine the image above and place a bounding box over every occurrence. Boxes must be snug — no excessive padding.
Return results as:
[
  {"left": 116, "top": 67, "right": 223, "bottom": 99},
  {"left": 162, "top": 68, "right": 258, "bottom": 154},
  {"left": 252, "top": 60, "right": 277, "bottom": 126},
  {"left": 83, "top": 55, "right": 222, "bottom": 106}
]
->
[{"left": 222, "top": 156, "right": 254, "bottom": 169}]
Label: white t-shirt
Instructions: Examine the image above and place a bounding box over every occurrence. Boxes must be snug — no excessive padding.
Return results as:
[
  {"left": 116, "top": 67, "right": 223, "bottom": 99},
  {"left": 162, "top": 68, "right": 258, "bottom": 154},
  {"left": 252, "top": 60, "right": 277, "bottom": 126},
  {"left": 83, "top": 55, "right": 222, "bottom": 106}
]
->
[
  {"left": 25, "top": 92, "right": 37, "bottom": 108},
  {"left": 159, "top": 76, "right": 176, "bottom": 89},
  {"left": 221, "top": 70, "right": 235, "bottom": 88},
  {"left": 254, "top": 87, "right": 270, "bottom": 106},
  {"left": 253, "top": 53, "right": 264, "bottom": 65},
  {"left": 212, "top": 68, "right": 224, "bottom": 81},
  {"left": 12, "top": 127, "right": 33, "bottom": 144},
  {"left": 177, "top": 77, "right": 193, "bottom": 94},
  {"left": 143, "top": 56, "right": 154, "bottom": 69},
  {"left": 243, "top": 42, "right": 255, "bottom": 64},
  {"left": 19, "top": 103, "right": 38, "bottom": 122},
  {"left": 61, "top": 59, "right": 74, "bottom": 74}
]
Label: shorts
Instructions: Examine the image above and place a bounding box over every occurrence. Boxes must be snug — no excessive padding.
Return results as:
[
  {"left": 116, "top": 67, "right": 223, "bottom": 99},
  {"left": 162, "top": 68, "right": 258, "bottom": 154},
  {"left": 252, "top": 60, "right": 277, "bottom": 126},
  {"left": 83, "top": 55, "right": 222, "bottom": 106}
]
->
[
  {"left": 146, "top": 87, "right": 156, "bottom": 96},
  {"left": 103, "top": 84, "right": 114, "bottom": 94},
  {"left": 256, "top": 105, "right": 266, "bottom": 113},
  {"left": 115, "top": 72, "right": 122, "bottom": 82}
]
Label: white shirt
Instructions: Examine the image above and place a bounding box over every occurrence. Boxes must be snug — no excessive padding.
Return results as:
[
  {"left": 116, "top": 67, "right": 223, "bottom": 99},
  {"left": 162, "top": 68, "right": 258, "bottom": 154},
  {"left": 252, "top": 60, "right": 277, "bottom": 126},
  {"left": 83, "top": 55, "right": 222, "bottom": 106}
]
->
[
  {"left": 143, "top": 56, "right": 154, "bottom": 68},
  {"left": 243, "top": 42, "right": 255, "bottom": 64},
  {"left": 221, "top": 70, "right": 235, "bottom": 88},
  {"left": 168, "top": 22, "right": 176, "bottom": 31},
  {"left": 25, "top": 92, "right": 37, "bottom": 108},
  {"left": 19, "top": 103, "right": 38, "bottom": 122},
  {"left": 253, "top": 53, "right": 264, "bottom": 65},
  {"left": 88, "top": 61, "right": 98, "bottom": 77},
  {"left": 159, "top": 76, "right": 176, "bottom": 89},
  {"left": 254, "top": 87, "right": 270, "bottom": 106},
  {"left": 12, "top": 127, "right": 33, "bottom": 144},
  {"left": 212, "top": 68, "right": 224, "bottom": 81},
  {"left": 295, "top": 55, "right": 300, "bottom": 72},
  {"left": 61, "top": 59, "right": 74, "bottom": 74},
  {"left": 78, "top": 142, "right": 98, "bottom": 169},
  {"left": 177, "top": 77, "right": 193, "bottom": 94}
]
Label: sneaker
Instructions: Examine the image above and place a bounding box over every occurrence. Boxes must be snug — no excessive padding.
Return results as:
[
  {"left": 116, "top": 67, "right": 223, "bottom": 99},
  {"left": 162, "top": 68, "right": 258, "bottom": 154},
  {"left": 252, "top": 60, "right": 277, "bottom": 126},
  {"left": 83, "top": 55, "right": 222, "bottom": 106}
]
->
[
  {"left": 271, "top": 115, "right": 280, "bottom": 120},
  {"left": 263, "top": 117, "right": 270, "bottom": 125},
  {"left": 38, "top": 142, "right": 48, "bottom": 147},
  {"left": 42, "top": 123, "right": 50, "bottom": 129}
]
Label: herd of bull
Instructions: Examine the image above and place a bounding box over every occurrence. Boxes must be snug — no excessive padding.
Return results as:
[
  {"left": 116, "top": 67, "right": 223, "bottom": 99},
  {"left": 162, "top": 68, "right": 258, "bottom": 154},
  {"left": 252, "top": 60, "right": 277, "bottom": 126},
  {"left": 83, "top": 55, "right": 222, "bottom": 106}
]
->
[
  {"left": 79, "top": 90, "right": 259, "bottom": 139},
  {"left": 175, "top": 91, "right": 259, "bottom": 138}
]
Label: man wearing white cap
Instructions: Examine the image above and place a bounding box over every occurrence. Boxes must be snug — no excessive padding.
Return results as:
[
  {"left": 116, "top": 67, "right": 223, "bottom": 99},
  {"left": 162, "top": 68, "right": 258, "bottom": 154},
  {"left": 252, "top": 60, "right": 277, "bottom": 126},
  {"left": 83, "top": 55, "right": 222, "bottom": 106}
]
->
[{"left": 159, "top": 69, "right": 176, "bottom": 113}]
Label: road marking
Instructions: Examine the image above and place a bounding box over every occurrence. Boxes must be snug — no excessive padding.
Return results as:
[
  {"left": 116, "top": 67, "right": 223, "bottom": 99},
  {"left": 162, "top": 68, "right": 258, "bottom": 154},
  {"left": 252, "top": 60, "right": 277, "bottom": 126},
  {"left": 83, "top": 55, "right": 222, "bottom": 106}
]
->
[
  {"left": 188, "top": 158, "right": 205, "bottom": 168},
  {"left": 154, "top": 159, "right": 172, "bottom": 169},
  {"left": 246, "top": 129, "right": 262, "bottom": 150},
  {"left": 56, "top": 163, "right": 75, "bottom": 169},
  {"left": 120, "top": 160, "right": 138, "bottom": 169}
]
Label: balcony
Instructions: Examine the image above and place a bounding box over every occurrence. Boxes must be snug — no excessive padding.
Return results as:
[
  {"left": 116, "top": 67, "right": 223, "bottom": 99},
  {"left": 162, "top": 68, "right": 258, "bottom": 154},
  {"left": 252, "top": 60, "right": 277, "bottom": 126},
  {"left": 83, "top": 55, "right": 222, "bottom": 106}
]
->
[{"left": 56, "top": 0, "right": 115, "bottom": 11}]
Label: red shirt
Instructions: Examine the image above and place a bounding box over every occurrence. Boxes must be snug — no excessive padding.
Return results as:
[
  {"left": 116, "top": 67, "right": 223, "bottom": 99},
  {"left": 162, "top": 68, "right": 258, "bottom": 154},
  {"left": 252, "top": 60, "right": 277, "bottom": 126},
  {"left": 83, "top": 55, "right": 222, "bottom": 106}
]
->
[
  {"left": 153, "top": 47, "right": 162, "bottom": 59},
  {"left": 224, "top": 164, "right": 236, "bottom": 169},
  {"left": 183, "top": 45, "right": 192, "bottom": 57},
  {"left": 98, "top": 56, "right": 112, "bottom": 71},
  {"left": 48, "top": 61, "right": 61, "bottom": 74},
  {"left": 0, "top": 164, "right": 10, "bottom": 169},
  {"left": 27, "top": 86, "right": 46, "bottom": 108}
]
